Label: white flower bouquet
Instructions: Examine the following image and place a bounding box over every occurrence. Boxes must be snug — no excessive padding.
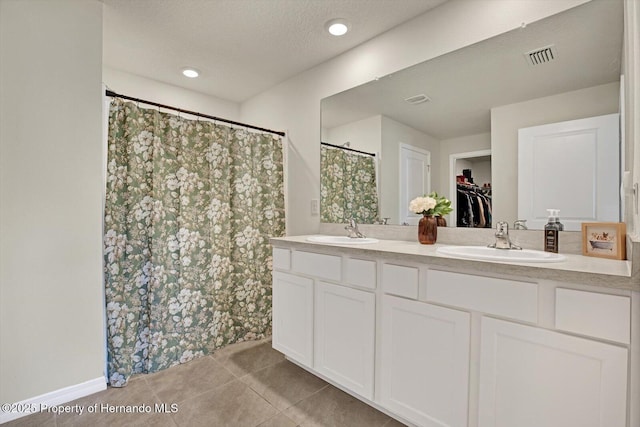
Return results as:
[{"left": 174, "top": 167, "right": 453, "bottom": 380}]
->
[
  {"left": 409, "top": 195, "right": 437, "bottom": 216},
  {"left": 409, "top": 192, "right": 452, "bottom": 217}
]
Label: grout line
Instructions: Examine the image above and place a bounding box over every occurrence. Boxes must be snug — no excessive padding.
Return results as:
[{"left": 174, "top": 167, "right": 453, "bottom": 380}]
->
[
  {"left": 175, "top": 374, "right": 239, "bottom": 406},
  {"left": 210, "top": 337, "right": 274, "bottom": 362},
  {"left": 238, "top": 357, "right": 287, "bottom": 380},
  {"left": 254, "top": 410, "right": 298, "bottom": 427},
  {"left": 238, "top": 361, "right": 292, "bottom": 410},
  {"left": 142, "top": 371, "right": 164, "bottom": 404},
  {"left": 166, "top": 378, "right": 245, "bottom": 426},
  {"left": 216, "top": 354, "right": 286, "bottom": 380},
  {"left": 287, "top": 382, "right": 331, "bottom": 407},
  {"left": 144, "top": 356, "right": 240, "bottom": 409},
  {"left": 243, "top": 388, "right": 281, "bottom": 426},
  {"left": 253, "top": 355, "right": 287, "bottom": 374},
  {"left": 240, "top": 359, "right": 333, "bottom": 413}
]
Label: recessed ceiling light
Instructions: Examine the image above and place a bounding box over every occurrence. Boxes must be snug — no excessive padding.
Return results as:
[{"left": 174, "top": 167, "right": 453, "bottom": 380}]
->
[
  {"left": 182, "top": 68, "right": 199, "bottom": 78},
  {"left": 326, "top": 19, "right": 349, "bottom": 36}
]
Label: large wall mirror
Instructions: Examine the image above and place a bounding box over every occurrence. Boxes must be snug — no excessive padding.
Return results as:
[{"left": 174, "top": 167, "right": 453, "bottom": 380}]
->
[{"left": 320, "top": 0, "right": 623, "bottom": 230}]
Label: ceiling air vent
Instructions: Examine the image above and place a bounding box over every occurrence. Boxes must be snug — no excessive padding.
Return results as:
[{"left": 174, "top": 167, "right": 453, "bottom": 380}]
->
[
  {"left": 524, "top": 45, "right": 557, "bottom": 66},
  {"left": 404, "top": 94, "right": 431, "bottom": 105}
]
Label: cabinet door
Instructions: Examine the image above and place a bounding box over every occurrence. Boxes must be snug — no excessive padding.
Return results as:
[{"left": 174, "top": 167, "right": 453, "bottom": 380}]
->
[
  {"left": 315, "top": 281, "right": 375, "bottom": 399},
  {"left": 380, "top": 295, "right": 470, "bottom": 427},
  {"left": 272, "top": 272, "right": 314, "bottom": 366},
  {"left": 479, "top": 317, "right": 628, "bottom": 427}
]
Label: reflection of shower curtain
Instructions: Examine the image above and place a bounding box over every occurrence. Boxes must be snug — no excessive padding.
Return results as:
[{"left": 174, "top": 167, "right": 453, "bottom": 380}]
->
[
  {"left": 104, "top": 98, "right": 284, "bottom": 387},
  {"left": 320, "top": 146, "right": 378, "bottom": 223}
]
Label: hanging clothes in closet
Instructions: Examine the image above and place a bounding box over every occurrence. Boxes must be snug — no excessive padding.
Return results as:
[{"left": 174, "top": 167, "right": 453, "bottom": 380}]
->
[{"left": 457, "top": 183, "right": 492, "bottom": 228}]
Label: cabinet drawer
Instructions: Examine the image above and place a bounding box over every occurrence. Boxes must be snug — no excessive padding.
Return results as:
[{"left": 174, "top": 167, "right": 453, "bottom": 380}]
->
[
  {"left": 382, "top": 263, "right": 418, "bottom": 299},
  {"left": 344, "top": 258, "right": 376, "bottom": 289},
  {"left": 426, "top": 269, "right": 538, "bottom": 323},
  {"left": 292, "top": 251, "right": 341, "bottom": 282},
  {"left": 272, "top": 247, "right": 291, "bottom": 270},
  {"left": 555, "top": 288, "right": 630, "bottom": 344}
]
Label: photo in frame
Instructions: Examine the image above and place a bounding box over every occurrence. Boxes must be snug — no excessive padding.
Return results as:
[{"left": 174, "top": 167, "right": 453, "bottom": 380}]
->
[{"left": 581, "top": 222, "right": 626, "bottom": 260}]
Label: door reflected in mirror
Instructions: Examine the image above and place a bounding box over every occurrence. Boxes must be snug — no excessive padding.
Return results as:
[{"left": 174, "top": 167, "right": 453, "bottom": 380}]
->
[{"left": 320, "top": 0, "right": 623, "bottom": 230}]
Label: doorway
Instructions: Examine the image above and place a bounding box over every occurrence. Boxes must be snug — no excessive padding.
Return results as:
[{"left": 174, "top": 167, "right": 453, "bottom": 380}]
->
[
  {"left": 399, "top": 143, "right": 431, "bottom": 225},
  {"left": 449, "top": 149, "right": 492, "bottom": 227}
]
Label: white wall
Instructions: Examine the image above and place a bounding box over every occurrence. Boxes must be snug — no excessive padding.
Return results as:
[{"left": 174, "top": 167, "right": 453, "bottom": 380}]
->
[
  {"left": 0, "top": 0, "right": 105, "bottom": 405},
  {"left": 322, "top": 115, "right": 382, "bottom": 155},
  {"left": 380, "top": 116, "right": 440, "bottom": 224},
  {"left": 454, "top": 158, "right": 491, "bottom": 187},
  {"left": 491, "top": 81, "right": 620, "bottom": 224},
  {"left": 456, "top": 159, "right": 473, "bottom": 176},
  {"left": 240, "top": 0, "right": 591, "bottom": 235},
  {"left": 470, "top": 160, "right": 492, "bottom": 189},
  {"left": 103, "top": 67, "right": 240, "bottom": 120}
]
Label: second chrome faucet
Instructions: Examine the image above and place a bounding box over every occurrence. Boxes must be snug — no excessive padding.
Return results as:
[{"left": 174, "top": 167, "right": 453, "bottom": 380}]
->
[
  {"left": 345, "top": 218, "right": 365, "bottom": 238},
  {"left": 488, "top": 221, "right": 521, "bottom": 250}
]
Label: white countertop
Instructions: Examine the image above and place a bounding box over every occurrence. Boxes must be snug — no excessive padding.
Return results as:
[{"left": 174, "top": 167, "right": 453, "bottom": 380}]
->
[{"left": 271, "top": 235, "right": 638, "bottom": 291}]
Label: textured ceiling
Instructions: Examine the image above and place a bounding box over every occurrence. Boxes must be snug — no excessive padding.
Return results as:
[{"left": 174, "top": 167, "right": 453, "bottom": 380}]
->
[{"left": 102, "top": 0, "right": 447, "bottom": 103}]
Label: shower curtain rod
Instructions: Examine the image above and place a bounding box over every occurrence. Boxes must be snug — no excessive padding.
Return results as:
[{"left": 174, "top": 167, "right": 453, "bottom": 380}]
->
[
  {"left": 321, "top": 141, "right": 375, "bottom": 157},
  {"left": 105, "top": 90, "right": 285, "bottom": 137}
]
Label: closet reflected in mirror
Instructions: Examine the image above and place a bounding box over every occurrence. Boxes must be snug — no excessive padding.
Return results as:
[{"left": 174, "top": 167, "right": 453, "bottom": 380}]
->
[
  {"left": 454, "top": 153, "right": 492, "bottom": 228},
  {"left": 320, "top": 0, "right": 623, "bottom": 230}
]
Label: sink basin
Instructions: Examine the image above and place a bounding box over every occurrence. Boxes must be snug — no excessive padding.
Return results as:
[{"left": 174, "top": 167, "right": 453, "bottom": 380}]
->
[
  {"left": 306, "top": 235, "right": 379, "bottom": 245},
  {"left": 436, "top": 245, "right": 565, "bottom": 263}
]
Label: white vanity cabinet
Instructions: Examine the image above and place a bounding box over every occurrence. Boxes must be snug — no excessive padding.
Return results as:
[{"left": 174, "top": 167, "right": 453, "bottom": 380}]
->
[
  {"left": 272, "top": 248, "right": 377, "bottom": 400},
  {"left": 424, "top": 270, "right": 630, "bottom": 427},
  {"left": 478, "top": 317, "right": 628, "bottom": 427},
  {"left": 380, "top": 294, "right": 471, "bottom": 427},
  {"left": 315, "top": 281, "right": 375, "bottom": 399},
  {"left": 271, "top": 240, "right": 637, "bottom": 427}
]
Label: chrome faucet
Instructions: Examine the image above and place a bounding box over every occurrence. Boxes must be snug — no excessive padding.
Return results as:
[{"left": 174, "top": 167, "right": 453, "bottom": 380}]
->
[
  {"left": 488, "top": 221, "right": 521, "bottom": 250},
  {"left": 513, "top": 219, "right": 528, "bottom": 230},
  {"left": 345, "top": 218, "right": 365, "bottom": 238},
  {"left": 374, "top": 217, "right": 390, "bottom": 225}
]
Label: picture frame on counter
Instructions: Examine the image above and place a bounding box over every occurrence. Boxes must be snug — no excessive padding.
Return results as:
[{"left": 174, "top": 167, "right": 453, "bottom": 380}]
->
[{"left": 581, "top": 222, "right": 626, "bottom": 260}]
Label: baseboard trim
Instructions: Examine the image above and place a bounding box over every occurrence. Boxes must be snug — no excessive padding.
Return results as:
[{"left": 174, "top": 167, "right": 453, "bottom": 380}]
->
[{"left": 0, "top": 376, "right": 106, "bottom": 424}]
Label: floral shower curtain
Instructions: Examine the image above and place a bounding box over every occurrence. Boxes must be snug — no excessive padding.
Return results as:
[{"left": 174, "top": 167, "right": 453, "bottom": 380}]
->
[
  {"left": 320, "top": 145, "right": 378, "bottom": 223},
  {"left": 104, "top": 98, "right": 284, "bottom": 386}
]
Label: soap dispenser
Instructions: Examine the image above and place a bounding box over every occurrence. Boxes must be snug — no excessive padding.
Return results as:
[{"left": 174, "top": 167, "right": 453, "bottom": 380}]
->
[{"left": 544, "top": 209, "right": 562, "bottom": 253}]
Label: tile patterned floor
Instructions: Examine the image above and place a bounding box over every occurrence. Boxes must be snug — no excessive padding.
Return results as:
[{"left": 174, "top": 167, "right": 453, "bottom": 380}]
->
[{"left": 4, "top": 339, "right": 407, "bottom": 427}]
